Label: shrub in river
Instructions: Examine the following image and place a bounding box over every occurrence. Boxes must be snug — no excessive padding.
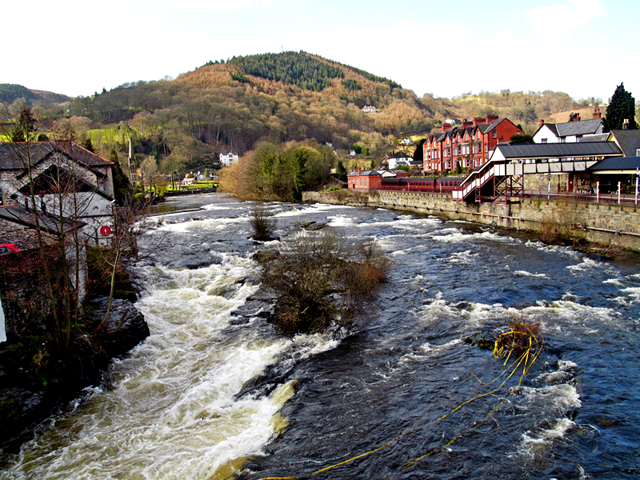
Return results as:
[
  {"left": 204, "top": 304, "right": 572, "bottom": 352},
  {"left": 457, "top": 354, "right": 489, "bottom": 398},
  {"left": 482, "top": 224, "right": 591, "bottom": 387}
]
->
[
  {"left": 257, "top": 230, "right": 389, "bottom": 335},
  {"left": 249, "top": 205, "right": 277, "bottom": 240}
]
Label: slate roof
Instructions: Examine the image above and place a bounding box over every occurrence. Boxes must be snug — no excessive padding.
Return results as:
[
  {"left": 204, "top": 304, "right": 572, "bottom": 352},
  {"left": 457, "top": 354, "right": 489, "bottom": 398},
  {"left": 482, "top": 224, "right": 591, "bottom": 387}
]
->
[
  {"left": 494, "top": 141, "right": 622, "bottom": 159},
  {"left": 556, "top": 118, "right": 603, "bottom": 137},
  {"left": 0, "top": 142, "right": 112, "bottom": 172},
  {"left": 610, "top": 130, "right": 640, "bottom": 157},
  {"left": 479, "top": 118, "right": 505, "bottom": 133},
  {"left": 580, "top": 133, "right": 609, "bottom": 143},
  {"left": 536, "top": 124, "right": 559, "bottom": 137},
  {"left": 587, "top": 156, "right": 640, "bottom": 172},
  {"left": 347, "top": 170, "right": 382, "bottom": 177},
  {"left": 0, "top": 204, "right": 82, "bottom": 235},
  {"left": 386, "top": 151, "right": 412, "bottom": 159},
  {"left": 535, "top": 119, "right": 603, "bottom": 139}
]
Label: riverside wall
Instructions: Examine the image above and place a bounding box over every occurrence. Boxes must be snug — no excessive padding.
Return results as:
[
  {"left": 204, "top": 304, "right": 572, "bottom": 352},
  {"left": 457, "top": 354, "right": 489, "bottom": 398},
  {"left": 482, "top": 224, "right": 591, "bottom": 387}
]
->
[{"left": 303, "top": 190, "right": 640, "bottom": 251}]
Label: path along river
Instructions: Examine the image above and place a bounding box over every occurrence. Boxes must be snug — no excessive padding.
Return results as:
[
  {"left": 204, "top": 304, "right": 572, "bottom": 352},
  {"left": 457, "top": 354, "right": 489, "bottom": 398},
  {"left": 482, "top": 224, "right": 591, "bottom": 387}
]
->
[{"left": 1, "top": 193, "right": 639, "bottom": 479}]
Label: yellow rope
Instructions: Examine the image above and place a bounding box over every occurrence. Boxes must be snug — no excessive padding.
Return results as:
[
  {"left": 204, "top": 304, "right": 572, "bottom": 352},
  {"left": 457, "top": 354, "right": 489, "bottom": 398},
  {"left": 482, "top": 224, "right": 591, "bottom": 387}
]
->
[{"left": 258, "top": 327, "right": 544, "bottom": 480}]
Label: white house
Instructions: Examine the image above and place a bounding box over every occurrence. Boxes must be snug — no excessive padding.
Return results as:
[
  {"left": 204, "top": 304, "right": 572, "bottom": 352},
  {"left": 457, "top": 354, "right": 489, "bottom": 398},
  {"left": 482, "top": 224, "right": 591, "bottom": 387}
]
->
[
  {"left": 384, "top": 151, "right": 414, "bottom": 169},
  {"left": 220, "top": 152, "right": 239, "bottom": 167},
  {"left": 534, "top": 110, "right": 604, "bottom": 144},
  {"left": 362, "top": 106, "right": 378, "bottom": 114}
]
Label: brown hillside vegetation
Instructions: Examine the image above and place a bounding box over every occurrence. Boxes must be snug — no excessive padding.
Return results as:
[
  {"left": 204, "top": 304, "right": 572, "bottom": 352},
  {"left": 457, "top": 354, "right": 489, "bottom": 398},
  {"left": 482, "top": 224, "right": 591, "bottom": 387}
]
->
[{"left": 3, "top": 52, "right": 603, "bottom": 179}]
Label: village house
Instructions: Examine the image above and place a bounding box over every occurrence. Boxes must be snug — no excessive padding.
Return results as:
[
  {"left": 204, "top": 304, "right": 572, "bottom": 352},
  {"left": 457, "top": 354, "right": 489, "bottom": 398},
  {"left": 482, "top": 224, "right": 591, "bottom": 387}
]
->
[
  {"left": 533, "top": 109, "right": 604, "bottom": 144},
  {"left": 220, "top": 152, "right": 239, "bottom": 167},
  {"left": 423, "top": 115, "right": 523, "bottom": 173},
  {"left": 0, "top": 142, "right": 115, "bottom": 246},
  {"left": 383, "top": 151, "right": 415, "bottom": 170},
  {"left": 182, "top": 174, "right": 198, "bottom": 185}
]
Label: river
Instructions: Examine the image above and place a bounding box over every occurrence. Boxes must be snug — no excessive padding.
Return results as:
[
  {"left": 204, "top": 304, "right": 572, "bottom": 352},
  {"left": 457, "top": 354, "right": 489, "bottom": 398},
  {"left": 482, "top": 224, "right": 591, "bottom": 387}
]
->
[{"left": 1, "top": 193, "right": 639, "bottom": 479}]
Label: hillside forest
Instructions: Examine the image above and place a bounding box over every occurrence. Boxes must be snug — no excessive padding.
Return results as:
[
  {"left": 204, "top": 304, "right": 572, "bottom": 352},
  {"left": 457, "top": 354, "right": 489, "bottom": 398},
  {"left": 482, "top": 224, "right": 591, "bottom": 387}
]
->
[{"left": 1, "top": 51, "right": 632, "bottom": 200}]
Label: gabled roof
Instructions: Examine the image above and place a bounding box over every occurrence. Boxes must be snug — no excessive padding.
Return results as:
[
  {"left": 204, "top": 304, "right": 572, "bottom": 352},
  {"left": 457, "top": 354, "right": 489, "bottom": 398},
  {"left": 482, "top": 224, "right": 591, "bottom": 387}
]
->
[
  {"left": 479, "top": 118, "right": 506, "bottom": 133},
  {"left": 533, "top": 123, "right": 559, "bottom": 138},
  {"left": 493, "top": 141, "right": 622, "bottom": 159},
  {"left": 0, "top": 204, "right": 82, "bottom": 236},
  {"left": 0, "top": 142, "right": 112, "bottom": 172},
  {"left": 386, "top": 151, "right": 412, "bottom": 159},
  {"left": 347, "top": 169, "right": 382, "bottom": 177},
  {"left": 609, "top": 130, "right": 640, "bottom": 157},
  {"left": 588, "top": 156, "right": 640, "bottom": 172},
  {"left": 556, "top": 118, "right": 603, "bottom": 137},
  {"left": 534, "top": 119, "right": 603, "bottom": 139}
]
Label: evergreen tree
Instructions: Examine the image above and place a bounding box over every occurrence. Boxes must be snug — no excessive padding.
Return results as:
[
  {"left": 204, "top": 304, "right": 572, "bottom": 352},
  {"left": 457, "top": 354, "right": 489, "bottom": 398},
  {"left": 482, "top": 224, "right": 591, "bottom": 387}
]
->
[
  {"left": 83, "top": 137, "right": 95, "bottom": 152},
  {"left": 413, "top": 139, "right": 426, "bottom": 161},
  {"left": 603, "top": 83, "right": 637, "bottom": 132},
  {"left": 510, "top": 133, "right": 534, "bottom": 144},
  {"left": 335, "top": 160, "right": 347, "bottom": 182},
  {"left": 109, "top": 147, "right": 131, "bottom": 203},
  {"left": 10, "top": 105, "right": 38, "bottom": 142}
]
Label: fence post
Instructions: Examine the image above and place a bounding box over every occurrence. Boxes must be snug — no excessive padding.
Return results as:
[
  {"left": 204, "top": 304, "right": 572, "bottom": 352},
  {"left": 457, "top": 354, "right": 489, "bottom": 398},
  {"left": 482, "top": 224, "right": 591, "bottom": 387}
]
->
[{"left": 618, "top": 181, "right": 621, "bottom": 205}]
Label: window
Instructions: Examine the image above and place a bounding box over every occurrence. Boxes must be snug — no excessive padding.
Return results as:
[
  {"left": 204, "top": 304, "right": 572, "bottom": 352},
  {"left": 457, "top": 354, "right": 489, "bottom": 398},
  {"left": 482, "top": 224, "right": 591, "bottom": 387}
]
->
[
  {"left": 492, "top": 130, "right": 497, "bottom": 139},
  {"left": 541, "top": 138, "right": 547, "bottom": 143}
]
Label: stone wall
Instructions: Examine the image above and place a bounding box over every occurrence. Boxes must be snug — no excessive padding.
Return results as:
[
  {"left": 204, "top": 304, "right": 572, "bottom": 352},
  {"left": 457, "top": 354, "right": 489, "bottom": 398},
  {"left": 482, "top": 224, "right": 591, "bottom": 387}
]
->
[
  {"left": 304, "top": 190, "right": 640, "bottom": 251},
  {"left": 0, "top": 247, "right": 63, "bottom": 337}
]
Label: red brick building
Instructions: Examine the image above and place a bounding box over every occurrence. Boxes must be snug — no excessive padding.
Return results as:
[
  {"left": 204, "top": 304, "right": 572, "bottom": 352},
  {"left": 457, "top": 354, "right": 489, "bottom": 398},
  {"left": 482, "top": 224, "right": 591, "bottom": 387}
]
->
[
  {"left": 347, "top": 169, "right": 382, "bottom": 191},
  {"left": 423, "top": 116, "right": 523, "bottom": 173}
]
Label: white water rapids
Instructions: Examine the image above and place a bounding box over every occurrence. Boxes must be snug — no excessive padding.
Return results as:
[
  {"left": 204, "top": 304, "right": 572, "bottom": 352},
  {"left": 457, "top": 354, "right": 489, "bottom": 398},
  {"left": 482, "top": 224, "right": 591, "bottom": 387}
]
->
[{"left": 2, "top": 253, "right": 336, "bottom": 479}]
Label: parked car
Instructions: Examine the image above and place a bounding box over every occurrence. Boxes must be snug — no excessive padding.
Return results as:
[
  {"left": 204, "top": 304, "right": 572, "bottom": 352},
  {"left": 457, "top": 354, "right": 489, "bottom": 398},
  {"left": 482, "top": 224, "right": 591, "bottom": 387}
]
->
[{"left": 0, "top": 244, "right": 20, "bottom": 254}]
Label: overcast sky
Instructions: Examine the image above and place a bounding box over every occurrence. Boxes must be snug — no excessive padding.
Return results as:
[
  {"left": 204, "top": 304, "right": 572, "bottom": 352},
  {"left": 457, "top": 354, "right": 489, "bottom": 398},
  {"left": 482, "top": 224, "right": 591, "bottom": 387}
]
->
[{"left": 3, "top": 0, "right": 638, "bottom": 103}]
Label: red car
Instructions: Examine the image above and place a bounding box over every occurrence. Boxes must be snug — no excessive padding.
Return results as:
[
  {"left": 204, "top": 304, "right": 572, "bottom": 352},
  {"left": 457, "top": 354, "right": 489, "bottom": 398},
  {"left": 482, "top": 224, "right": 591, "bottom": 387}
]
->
[{"left": 0, "top": 244, "right": 19, "bottom": 254}]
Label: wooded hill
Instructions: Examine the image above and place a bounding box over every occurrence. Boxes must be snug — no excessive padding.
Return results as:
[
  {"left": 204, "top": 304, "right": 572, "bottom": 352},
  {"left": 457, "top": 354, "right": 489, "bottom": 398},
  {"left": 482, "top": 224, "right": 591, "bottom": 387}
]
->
[
  {"left": 2, "top": 51, "right": 595, "bottom": 174},
  {"left": 0, "top": 84, "right": 70, "bottom": 110}
]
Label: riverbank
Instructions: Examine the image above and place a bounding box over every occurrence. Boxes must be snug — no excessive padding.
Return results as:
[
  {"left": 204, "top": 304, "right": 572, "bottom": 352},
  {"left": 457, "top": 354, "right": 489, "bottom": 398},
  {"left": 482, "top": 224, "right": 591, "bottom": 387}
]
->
[
  {"left": 0, "top": 296, "right": 149, "bottom": 450},
  {"left": 303, "top": 189, "right": 640, "bottom": 252}
]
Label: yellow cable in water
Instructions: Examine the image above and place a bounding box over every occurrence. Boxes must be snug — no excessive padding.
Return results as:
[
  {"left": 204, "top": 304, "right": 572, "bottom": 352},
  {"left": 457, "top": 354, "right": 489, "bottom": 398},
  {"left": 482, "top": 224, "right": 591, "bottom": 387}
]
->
[
  {"left": 400, "top": 344, "right": 536, "bottom": 472},
  {"left": 259, "top": 332, "right": 543, "bottom": 480}
]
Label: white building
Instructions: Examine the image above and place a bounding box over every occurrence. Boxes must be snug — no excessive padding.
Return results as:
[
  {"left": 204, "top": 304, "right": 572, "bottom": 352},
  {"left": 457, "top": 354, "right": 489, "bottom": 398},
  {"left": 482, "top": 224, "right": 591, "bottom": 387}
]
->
[
  {"left": 533, "top": 110, "right": 604, "bottom": 144},
  {"left": 384, "top": 151, "right": 414, "bottom": 169},
  {"left": 220, "top": 152, "right": 239, "bottom": 167}
]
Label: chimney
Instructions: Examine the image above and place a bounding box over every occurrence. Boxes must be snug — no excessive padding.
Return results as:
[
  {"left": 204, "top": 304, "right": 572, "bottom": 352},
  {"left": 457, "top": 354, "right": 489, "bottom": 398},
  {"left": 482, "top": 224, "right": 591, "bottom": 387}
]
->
[
  {"left": 473, "top": 116, "right": 486, "bottom": 127},
  {"left": 441, "top": 122, "right": 451, "bottom": 132},
  {"left": 486, "top": 114, "right": 498, "bottom": 123},
  {"left": 593, "top": 107, "right": 601, "bottom": 119},
  {"left": 539, "top": 119, "right": 545, "bottom": 127},
  {"left": 569, "top": 112, "right": 580, "bottom": 122},
  {"left": 462, "top": 119, "right": 473, "bottom": 128},
  {"left": 623, "top": 119, "right": 630, "bottom": 130},
  {"left": 358, "top": 168, "right": 361, "bottom": 174}
]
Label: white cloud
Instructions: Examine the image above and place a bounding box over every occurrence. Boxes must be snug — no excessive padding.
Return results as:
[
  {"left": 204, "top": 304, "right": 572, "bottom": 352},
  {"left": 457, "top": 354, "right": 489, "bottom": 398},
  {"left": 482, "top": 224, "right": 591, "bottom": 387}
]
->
[{"left": 525, "top": 0, "right": 606, "bottom": 37}]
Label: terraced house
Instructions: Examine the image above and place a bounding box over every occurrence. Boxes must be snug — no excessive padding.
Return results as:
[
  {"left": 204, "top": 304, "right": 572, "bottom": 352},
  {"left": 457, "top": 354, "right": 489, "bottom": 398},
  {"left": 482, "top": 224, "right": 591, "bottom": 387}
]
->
[{"left": 423, "top": 115, "right": 522, "bottom": 173}]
